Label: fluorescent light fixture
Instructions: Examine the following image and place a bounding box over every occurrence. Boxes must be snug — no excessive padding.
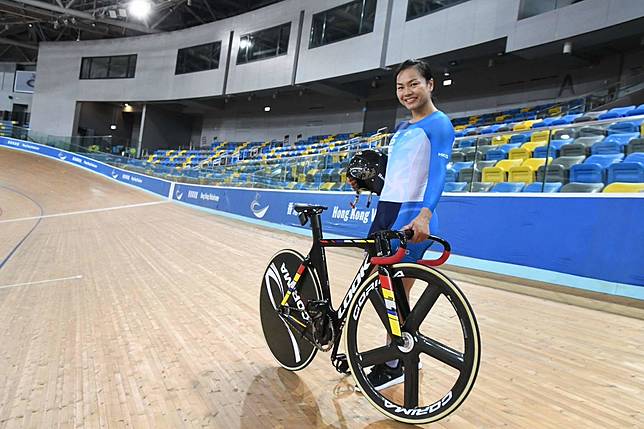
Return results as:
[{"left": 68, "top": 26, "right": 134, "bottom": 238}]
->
[
  {"left": 443, "top": 79, "right": 452, "bottom": 86},
  {"left": 108, "top": 9, "right": 117, "bottom": 18},
  {"left": 239, "top": 38, "right": 253, "bottom": 49},
  {"left": 264, "top": 106, "right": 271, "bottom": 112},
  {"left": 128, "top": 0, "right": 152, "bottom": 20},
  {"left": 110, "top": 124, "right": 117, "bottom": 130}
]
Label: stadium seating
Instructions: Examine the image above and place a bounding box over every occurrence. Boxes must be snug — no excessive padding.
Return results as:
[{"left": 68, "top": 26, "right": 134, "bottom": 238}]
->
[
  {"left": 482, "top": 159, "right": 522, "bottom": 182},
  {"left": 598, "top": 106, "right": 636, "bottom": 120},
  {"left": 533, "top": 145, "right": 558, "bottom": 158},
  {"left": 603, "top": 182, "right": 644, "bottom": 193},
  {"left": 559, "top": 136, "right": 604, "bottom": 157},
  {"left": 508, "top": 158, "right": 550, "bottom": 183},
  {"left": 536, "top": 156, "right": 586, "bottom": 183},
  {"left": 560, "top": 182, "right": 605, "bottom": 192},
  {"left": 569, "top": 154, "right": 624, "bottom": 183},
  {"left": 626, "top": 138, "right": 644, "bottom": 155},
  {"left": 523, "top": 182, "right": 563, "bottom": 192},
  {"left": 607, "top": 121, "right": 641, "bottom": 135},
  {"left": 491, "top": 182, "right": 525, "bottom": 192},
  {"left": 470, "top": 182, "right": 494, "bottom": 192},
  {"left": 626, "top": 104, "right": 644, "bottom": 116},
  {"left": 444, "top": 182, "right": 468, "bottom": 192},
  {"left": 607, "top": 153, "right": 644, "bottom": 183},
  {"left": 458, "top": 160, "right": 497, "bottom": 182}
]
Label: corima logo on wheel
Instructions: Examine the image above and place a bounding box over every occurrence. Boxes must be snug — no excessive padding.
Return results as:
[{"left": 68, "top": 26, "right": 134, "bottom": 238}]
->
[{"left": 250, "top": 193, "right": 269, "bottom": 218}]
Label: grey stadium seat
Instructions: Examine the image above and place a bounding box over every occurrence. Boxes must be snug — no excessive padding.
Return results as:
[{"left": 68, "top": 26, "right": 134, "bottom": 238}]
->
[
  {"left": 559, "top": 136, "right": 604, "bottom": 157},
  {"left": 577, "top": 126, "right": 607, "bottom": 137},
  {"left": 552, "top": 129, "right": 578, "bottom": 140},
  {"left": 536, "top": 156, "right": 586, "bottom": 183},
  {"left": 458, "top": 160, "right": 497, "bottom": 183},
  {"left": 470, "top": 182, "right": 494, "bottom": 192},
  {"left": 560, "top": 182, "right": 605, "bottom": 193},
  {"left": 451, "top": 151, "right": 466, "bottom": 163},
  {"left": 573, "top": 111, "right": 607, "bottom": 123},
  {"left": 626, "top": 138, "right": 644, "bottom": 155}
]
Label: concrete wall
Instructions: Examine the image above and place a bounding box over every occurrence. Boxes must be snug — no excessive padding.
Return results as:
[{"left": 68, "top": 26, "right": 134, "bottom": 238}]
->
[
  {"left": 0, "top": 64, "right": 34, "bottom": 113},
  {"left": 29, "top": 0, "right": 644, "bottom": 138},
  {"left": 140, "top": 105, "right": 195, "bottom": 153}
]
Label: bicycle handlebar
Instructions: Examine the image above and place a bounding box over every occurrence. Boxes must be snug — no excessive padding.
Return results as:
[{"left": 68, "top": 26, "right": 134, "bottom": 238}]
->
[{"left": 370, "top": 230, "right": 451, "bottom": 267}]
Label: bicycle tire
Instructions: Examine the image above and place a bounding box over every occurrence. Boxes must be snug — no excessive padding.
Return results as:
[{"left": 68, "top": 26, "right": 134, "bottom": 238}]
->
[
  {"left": 345, "top": 263, "right": 480, "bottom": 424},
  {"left": 259, "top": 249, "right": 322, "bottom": 371}
]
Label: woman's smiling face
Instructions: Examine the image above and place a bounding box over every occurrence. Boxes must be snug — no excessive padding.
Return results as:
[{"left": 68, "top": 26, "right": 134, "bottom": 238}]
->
[{"left": 396, "top": 66, "right": 434, "bottom": 112}]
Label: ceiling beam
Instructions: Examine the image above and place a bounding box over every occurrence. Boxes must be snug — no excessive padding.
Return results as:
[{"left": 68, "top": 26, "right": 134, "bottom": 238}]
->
[
  {"left": 0, "top": 36, "right": 38, "bottom": 50},
  {"left": 12, "top": 0, "right": 160, "bottom": 34}
]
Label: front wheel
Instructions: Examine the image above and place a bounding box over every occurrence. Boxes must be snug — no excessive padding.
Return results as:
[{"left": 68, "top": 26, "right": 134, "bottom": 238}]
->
[
  {"left": 259, "top": 249, "right": 322, "bottom": 371},
  {"left": 345, "top": 263, "right": 480, "bottom": 424}
]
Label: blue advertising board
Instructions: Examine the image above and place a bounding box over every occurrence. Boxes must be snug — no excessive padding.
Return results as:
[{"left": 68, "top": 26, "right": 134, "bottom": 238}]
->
[
  {"left": 0, "top": 137, "right": 172, "bottom": 197},
  {"left": 3, "top": 136, "right": 643, "bottom": 289}
]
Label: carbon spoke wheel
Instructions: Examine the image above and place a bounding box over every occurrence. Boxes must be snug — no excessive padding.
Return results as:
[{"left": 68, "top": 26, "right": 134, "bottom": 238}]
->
[
  {"left": 259, "top": 249, "right": 321, "bottom": 371},
  {"left": 345, "top": 263, "right": 480, "bottom": 424}
]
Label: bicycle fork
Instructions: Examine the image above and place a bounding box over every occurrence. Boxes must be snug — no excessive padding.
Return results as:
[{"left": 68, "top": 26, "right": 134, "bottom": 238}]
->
[{"left": 378, "top": 266, "right": 403, "bottom": 339}]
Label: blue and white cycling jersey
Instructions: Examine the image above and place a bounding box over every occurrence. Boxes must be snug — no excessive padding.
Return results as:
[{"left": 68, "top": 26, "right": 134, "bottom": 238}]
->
[{"left": 369, "top": 110, "right": 454, "bottom": 261}]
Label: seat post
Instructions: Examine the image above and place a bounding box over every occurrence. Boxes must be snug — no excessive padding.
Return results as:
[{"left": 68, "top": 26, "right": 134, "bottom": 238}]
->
[{"left": 310, "top": 212, "right": 324, "bottom": 241}]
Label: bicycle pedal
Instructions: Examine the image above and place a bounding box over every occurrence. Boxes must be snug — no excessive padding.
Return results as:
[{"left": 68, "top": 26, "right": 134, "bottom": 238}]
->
[{"left": 333, "top": 353, "right": 351, "bottom": 375}]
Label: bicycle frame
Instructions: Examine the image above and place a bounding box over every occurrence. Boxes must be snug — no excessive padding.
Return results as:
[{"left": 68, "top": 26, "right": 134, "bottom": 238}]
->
[{"left": 278, "top": 210, "right": 408, "bottom": 354}]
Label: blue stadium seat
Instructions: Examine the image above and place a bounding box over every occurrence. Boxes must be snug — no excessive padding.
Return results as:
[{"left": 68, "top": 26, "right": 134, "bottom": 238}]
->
[
  {"left": 445, "top": 169, "right": 457, "bottom": 182},
  {"left": 569, "top": 154, "right": 624, "bottom": 183},
  {"left": 598, "top": 106, "right": 636, "bottom": 120},
  {"left": 481, "top": 124, "right": 504, "bottom": 134},
  {"left": 607, "top": 121, "right": 641, "bottom": 135},
  {"left": 550, "top": 114, "right": 581, "bottom": 125},
  {"left": 444, "top": 182, "right": 468, "bottom": 192},
  {"left": 451, "top": 161, "right": 474, "bottom": 173},
  {"left": 533, "top": 145, "right": 558, "bottom": 158},
  {"left": 625, "top": 104, "right": 644, "bottom": 116},
  {"left": 459, "top": 138, "right": 477, "bottom": 148},
  {"left": 509, "top": 134, "right": 530, "bottom": 145},
  {"left": 523, "top": 182, "right": 562, "bottom": 192},
  {"left": 485, "top": 149, "right": 506, "bottom": 161},
  {"left": 531, "top": 118, "right": 558, "bottom": 128},
  {"left": 491, "top": 182, "right": 525, "bottom": 192},
  {"left": 607, "top": 153, "right": 644, "bottom": 183},
  {"left": 591, "top": 133, "right": 639, "bottom": 155}
]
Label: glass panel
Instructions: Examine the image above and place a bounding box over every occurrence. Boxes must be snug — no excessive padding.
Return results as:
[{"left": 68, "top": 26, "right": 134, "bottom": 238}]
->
[
  {"left": 80, "top": 57, "right": 91, "bottom": 79},
  {"left": 80, "top": 55, "right": 136, "bottom": 79},
  {"left": 176, "top": 42, "right": 221, "bottom": 75},
  {"left": 108, "top": 55, "right": 129, "bottom": 78},
  {"left": 310, "top": 0, "right": 377, "bottom": 48},
  {"left": 518, "top": 0, "right": 587, "bottom": 19},
  {"left": 237, "top": 23, "right": 291, "bottom": 65},
  {"left": 89, "top": 57, "right": 109, "bottom": 79},
  {"left": 406, "top": 0, "right": 470, "bottom": 21}
]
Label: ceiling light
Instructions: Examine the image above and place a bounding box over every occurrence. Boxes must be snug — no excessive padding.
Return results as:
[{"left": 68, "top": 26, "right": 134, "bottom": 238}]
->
[
  {"left": 108, "top": 10, "right": 117, "bottom": 18},
  {"left": 444, "top": 71, "right": 450, "bottom": 77},
  {"left": 239, "top": 38, "right": 252, "bottom": 49},
  {"left": 443, "top": 79, "right": 452, "bottom": 86},
  {"left": 128, "top": 0, "right": 152, "bottom": 20},
  {"left": 264, "top": 106, "right": 271, "bottom": 112},
  {"left": 110, "top": 124, "right": 117, "bottom": 130}
]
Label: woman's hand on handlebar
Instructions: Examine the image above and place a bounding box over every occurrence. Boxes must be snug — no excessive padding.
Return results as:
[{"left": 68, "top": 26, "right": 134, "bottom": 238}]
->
[{"left": 403, "top": 208, "right": 432, "bottom": 243}]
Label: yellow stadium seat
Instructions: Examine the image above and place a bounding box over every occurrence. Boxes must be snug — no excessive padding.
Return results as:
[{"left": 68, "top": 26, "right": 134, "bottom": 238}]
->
[
  {"left": 520, "top": 107, "right": 531, "bottom": 113},
  {"left": 512, "top": 120, "right": 541, "bottom": 131},
  {"left": 491, "top": 134, "right": 511, "bottom": 145},
  {"left": 603, "top": 183, "right": 644, "bottom": 193},
  {"left": 508, "top": 158, "right": 551, "bottom": 183},
  {"left": 454, "top": 125, "right": 467, "bottom": 131},
  {"left": 509, "top": 148, "right": 530, "bottom": 161},
  {"left": 495, "top": 114, "right": 510, "bottom": 123},
  {"left": 482, "top": 159, "right": 522, "bottom": 182},
  {"left": 548, "top": 106, "right": 562, "bottom": 116},
  {"left": 320, "top": 182, "right": 335, "bottom": 191},
  {"left": 530, "top": 130, "right": 550, "bottom": 143},
  {"left": 521, "top": 142, "right": 546, "bottom": 154}
]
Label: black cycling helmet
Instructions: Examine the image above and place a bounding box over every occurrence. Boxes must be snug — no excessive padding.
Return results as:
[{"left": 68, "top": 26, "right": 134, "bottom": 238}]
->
[{"left": 346, "top": 149, "right": 387, "bottom": 195}]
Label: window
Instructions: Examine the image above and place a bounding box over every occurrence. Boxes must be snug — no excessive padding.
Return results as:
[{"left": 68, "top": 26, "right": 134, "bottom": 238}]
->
[
  {"left": 309, "top": 0, "right": 377, "bottom": 48},
  {"left": 176, "top": 41, "right": 222, "bottom": 75},
  {"left": 80, "top": 55, "right": 137, "bottom": 79},
  {"left": 518, "top": 0, "right": 587, "bottom": 19},
  {"left": 237, "top": 23, "right": 291, "bottom": 64},
  {"left": 406, "top": 0, "right": 470, "bottom": 21}
]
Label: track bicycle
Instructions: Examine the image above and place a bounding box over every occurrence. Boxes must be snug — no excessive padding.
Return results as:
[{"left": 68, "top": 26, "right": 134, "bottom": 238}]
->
[{"left": 259, "top": 204, "right": 480, "bottom": 424}]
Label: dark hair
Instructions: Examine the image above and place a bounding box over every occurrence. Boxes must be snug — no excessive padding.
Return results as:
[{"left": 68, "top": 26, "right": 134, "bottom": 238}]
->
[{"left": 395, "top": 59, "right": 433, "bottom": 82}]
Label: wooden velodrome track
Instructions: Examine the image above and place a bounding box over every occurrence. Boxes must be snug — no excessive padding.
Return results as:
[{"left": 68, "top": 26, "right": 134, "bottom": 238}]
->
[{"left": 0, "top": 147, "right": 643, "bottom": 428}]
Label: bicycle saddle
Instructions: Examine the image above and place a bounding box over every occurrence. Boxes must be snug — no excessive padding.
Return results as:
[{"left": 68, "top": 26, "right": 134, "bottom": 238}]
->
[{"left": 293, "top": 204, "right": 328, "bottom": 214}]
